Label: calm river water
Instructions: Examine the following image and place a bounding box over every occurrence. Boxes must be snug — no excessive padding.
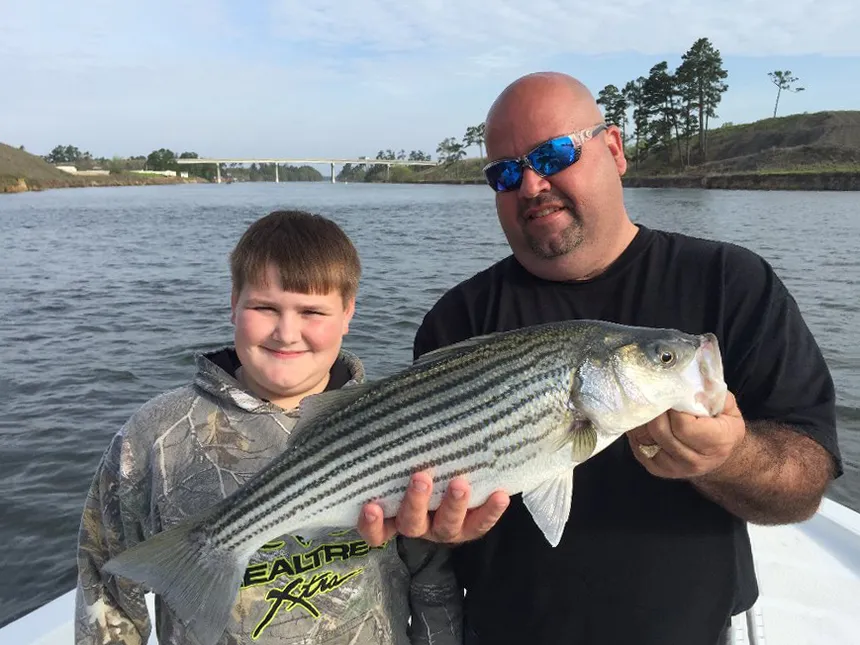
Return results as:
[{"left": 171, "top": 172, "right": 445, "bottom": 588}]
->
[{"left": 0, "top": 182, "right": 857, "bottom": 625}]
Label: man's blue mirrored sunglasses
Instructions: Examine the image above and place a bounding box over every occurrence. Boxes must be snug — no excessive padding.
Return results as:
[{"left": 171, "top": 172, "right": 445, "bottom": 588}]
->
[{"left": 482, "top": 123, "right": 608, "bottom": 192}]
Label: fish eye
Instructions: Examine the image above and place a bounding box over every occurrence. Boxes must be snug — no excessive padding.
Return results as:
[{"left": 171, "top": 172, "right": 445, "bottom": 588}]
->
[{"left": 658, "top": 349, "right": 676, "bottom": 366}]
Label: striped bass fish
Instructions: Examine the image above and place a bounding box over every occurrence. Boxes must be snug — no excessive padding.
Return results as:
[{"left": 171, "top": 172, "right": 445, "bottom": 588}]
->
[{"left": 103, "top": 319, "right": 727, "bottom": 645}]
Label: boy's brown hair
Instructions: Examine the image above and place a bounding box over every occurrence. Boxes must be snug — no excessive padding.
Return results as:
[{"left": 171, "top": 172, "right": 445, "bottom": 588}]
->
[{"left": 230, "top": 210, "right": 361, "bottom": 304}]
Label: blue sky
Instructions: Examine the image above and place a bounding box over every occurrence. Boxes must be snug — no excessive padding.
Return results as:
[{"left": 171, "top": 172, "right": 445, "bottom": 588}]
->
[{"left": 2, "top": 0, "right": 858, "bottom": 161}]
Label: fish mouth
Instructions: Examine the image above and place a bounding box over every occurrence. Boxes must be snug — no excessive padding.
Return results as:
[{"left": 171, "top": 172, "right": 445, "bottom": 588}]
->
[{"left": 694, "top": 334, "right": 728, "bottom": 416}]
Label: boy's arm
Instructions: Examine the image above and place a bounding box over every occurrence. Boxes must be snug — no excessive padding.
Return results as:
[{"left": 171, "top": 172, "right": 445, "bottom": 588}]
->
[
  {"left": 398, "top": 537, "right": 464, "bottom": 645},
  {"left": 74, "top": 438, "right": 151, "bottom": 645}
]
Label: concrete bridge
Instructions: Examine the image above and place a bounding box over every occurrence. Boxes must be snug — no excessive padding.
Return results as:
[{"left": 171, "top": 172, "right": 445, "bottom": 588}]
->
[{"left": 175, "top": 157, "right": 439, "bottom": 183}]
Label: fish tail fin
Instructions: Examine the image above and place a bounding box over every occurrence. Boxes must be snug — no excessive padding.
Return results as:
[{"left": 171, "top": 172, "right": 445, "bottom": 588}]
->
[{"left": 103, "top": 518, "right": 245, "bottom": 645}]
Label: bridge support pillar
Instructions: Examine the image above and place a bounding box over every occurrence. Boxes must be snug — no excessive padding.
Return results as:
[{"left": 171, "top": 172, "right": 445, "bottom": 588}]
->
[
  {"left": 216, "top": 163, "right": 221, "bottom": 184},
  {"left": 331, "top": 162, "right": 335, "bottom": 183},
  {"left": 275, "top": 164, "right": 279, "bottom": 183}
]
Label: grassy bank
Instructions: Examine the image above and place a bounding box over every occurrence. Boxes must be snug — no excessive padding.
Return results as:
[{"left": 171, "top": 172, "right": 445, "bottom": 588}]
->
[
  {"left": 616, "top": 110, "right": 860, "bottom": 190},
  {"left": 357, "top": 110, "right": 860, "bottom": 191},
  {"left": 1, "top": 173, "right": 206, "bottom": 194},
  {"left": 0, "top": 143, "right": 205, "bottom": 194},
  {"left": 346, "top": 158, "right": 486, "bottom": 185}
]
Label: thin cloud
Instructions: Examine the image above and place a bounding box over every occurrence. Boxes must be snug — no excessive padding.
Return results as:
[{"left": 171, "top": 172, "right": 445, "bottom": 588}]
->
[{"left": 266, "top": 0, "right": 860, "bottom": 57}]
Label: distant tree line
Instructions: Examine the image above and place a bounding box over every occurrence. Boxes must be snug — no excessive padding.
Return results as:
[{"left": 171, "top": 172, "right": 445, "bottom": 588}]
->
[
  {"left": 336, "top": 122, "right": 486, "bottom": 183},
  {"left": 337, "top": 149, "right": 433, "bottom": 182},
  {"left": 437, "top": 122, "right": 485, "bottom": 163},
  {"left": 44, "top": 145, "right": 101, "bottom": 170},
  {"left": 43, "top": 145, "right": 214, "bottom": 179},
  {"left": 596, "top": 37, "right": 809, "bottom": 170},
  {"left": 430, "top": 52, "right": 804, "bottom": 175},
  {"left": 40, "top": 146, "right": 323, "bottom": 182},
  {"left": 226, "top": 163, "right": 323, "bottom": 182},
  {"left": 595, "top": 37, "right": 729, "bottom": 169}
]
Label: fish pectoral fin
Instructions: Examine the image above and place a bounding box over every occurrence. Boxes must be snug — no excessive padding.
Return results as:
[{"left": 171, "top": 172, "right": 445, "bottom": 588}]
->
[
  {"left": 522, "top": 473, "right": 574, "bottom": 548},
  {"left": 570, "top": 419, "right": 597, "bottom": 462}
]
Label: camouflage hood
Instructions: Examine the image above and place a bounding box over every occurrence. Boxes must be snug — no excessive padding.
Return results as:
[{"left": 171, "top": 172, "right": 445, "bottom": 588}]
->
[{"left": 75, "top": 347, "right": 461, "bottom": 645}]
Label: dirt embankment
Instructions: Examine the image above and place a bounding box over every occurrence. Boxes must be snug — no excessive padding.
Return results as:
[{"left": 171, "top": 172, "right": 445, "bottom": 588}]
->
[
  {"left": 623, "top": 110, "right": 860, "bottom": 190},
  {"left": 0, "top": 143, "right": 204, "bottom": 193}
]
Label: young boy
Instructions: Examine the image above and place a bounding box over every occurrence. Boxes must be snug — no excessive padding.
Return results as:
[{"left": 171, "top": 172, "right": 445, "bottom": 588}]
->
[{"left": 74, "top": 210, "right": 462, "bottom": 645}]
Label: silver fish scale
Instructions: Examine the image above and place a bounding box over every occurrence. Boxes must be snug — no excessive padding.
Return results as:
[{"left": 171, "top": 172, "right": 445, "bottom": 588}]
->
[{"left": 210, "top": 325, "right": 595, "bottom": 549}]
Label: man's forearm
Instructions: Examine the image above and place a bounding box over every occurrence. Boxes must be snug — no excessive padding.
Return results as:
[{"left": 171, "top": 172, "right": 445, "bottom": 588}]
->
[{"left": 692, "top": 422, "right": 834, "bottom": 525}]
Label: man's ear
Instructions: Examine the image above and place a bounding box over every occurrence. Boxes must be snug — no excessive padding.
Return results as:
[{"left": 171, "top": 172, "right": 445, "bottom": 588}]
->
[
  {"left": 605, "top": 124, "right": 627, "bottom": 176},
  {"left": 230, "top": 289, "right": 239, "bottom": 325}
]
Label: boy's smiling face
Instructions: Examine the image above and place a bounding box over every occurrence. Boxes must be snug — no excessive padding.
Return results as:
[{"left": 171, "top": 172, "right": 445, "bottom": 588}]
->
[{"left": 231, "top": 264, "right": 355, "bottom": 410}]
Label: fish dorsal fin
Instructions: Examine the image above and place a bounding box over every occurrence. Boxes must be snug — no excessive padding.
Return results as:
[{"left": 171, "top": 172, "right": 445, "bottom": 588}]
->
[
  {"left": 522, "top": 473, "right": 574, "bottom": 547},
  {"left": 290, "top": 382, "right": 374, "bottom": 436},
  {"left": 412, "top": 332, "right": 504, "bottom": 366}
]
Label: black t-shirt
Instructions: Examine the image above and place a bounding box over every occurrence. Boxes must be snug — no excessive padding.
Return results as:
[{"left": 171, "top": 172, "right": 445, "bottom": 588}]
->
[{"left": 413, "top": 225, "right": 842, "bottom": 645}]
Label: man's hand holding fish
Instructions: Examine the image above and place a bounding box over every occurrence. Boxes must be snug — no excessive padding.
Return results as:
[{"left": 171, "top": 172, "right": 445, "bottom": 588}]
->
[
  {"left": 627, "top": 389, "right": 746, "bottom": 478},
  {"left": 358, "top": 473, "right": 511, "bottom": 545}
]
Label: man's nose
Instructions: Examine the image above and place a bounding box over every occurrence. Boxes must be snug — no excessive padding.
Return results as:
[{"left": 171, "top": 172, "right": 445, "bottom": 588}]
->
[{"left": 518, "top": 167, "right": 551, "bottom": 199}]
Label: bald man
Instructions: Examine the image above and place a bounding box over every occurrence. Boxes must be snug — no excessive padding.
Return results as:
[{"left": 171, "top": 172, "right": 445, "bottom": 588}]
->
[{"left": 359, "top": 72, "right": 842, "bottom": 644}]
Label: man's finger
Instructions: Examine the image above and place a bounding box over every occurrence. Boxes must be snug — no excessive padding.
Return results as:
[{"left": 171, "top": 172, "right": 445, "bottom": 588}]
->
[
  {"left": 627, "top": 421, "right": 658, "bottom": 454},
  {"left": 394, "top": 472, "right": 434, "bottom": 538},
  {"left": 629, "top": 434, "right": 665, "bottom": 473},
  {"left": 430, "top": 477, "right": 471, "bottom": 542},
  {"left": 719, "top": 391, "right": 739, "bottom": 417},
  {"left": 647, "top": 411, "right": 700, "bottom": 464},
  {"left": 460, "top": 491, "right": 510, "bottom": 540},
  {"left": 358, "top": 503, "right": 396, "bottom": 547},
  {"left": 648, "top": 443, "right": 693, "bottom": 478}
]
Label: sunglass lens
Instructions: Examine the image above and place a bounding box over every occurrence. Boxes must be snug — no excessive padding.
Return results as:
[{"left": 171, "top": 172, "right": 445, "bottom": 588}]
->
[
  {"left": 484, "top": 161, "right": 523, "bottom": 192},
  {"left": 529, "top": 137, "right": 577, "bottom": 175}
]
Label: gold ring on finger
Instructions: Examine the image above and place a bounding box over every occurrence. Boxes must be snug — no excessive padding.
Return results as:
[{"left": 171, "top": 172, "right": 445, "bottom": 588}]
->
[{"left": 638, "top": 443, "right": 661, "bottom": 459}]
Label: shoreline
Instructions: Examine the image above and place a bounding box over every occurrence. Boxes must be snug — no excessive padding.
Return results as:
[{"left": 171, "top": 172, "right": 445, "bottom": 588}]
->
[
  {"left": 6, "top": 170, "right": 860, "bottom": 194},
  {"left": 620, "top": 170, "right": 860, "bottom": 191},
  {"left": 395, "top": 170, "right": 860, "bottom": 191},
  {"left": 0, "top": 174, "right": 207, "bottom": 194},
  {"left": 361, "top": 168, "right": 860, "bottom": 191}
]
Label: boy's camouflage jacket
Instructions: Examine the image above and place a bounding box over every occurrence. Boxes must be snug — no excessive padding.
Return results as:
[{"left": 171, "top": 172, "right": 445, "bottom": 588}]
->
[{"left": 74, "top": 348, "right": 463, "bottom": 645}]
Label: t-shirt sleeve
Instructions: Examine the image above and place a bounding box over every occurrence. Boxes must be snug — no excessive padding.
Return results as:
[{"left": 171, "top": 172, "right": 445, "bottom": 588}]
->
[{"left": 720, "top": 246, "right": 843, "bottom": 476}]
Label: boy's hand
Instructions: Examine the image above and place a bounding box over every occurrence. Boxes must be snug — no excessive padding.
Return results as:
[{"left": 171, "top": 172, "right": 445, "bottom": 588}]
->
[{"left": 357, "top": 473, "right": 510, "bottom": 546}]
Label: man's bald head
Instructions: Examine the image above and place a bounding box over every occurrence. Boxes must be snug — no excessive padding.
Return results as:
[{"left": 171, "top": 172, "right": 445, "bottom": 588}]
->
[
  {"left": 485, "top": 72, "right": 603, "bottom": 153},
  {"left": 480, "top": 71, "right": 633, "bottom": 283}
]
